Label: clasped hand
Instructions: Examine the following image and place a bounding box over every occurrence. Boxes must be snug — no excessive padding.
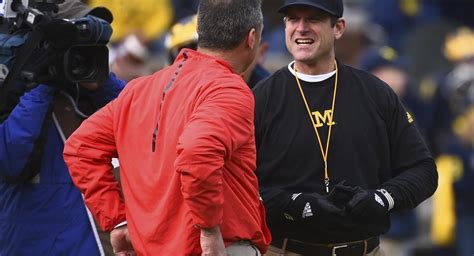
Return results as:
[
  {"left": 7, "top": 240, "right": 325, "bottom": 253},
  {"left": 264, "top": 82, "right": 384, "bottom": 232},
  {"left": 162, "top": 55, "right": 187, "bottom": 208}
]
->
[{"left": 284, "top": 181, "right": 390, "bottom": 227}]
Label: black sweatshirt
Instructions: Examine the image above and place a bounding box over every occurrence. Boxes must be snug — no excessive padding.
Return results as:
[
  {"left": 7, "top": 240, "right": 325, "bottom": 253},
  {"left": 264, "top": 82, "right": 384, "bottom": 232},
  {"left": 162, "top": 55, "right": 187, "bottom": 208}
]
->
[{"left": 253, "top": 61, "right": 438, "bottom": 243}]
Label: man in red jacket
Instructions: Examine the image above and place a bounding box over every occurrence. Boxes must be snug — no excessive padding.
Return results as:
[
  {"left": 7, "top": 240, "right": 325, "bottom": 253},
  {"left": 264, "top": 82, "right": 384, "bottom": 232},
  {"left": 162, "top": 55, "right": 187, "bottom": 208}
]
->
[{"left": 63, "top": 0, "right": 271, "bottom": 255}]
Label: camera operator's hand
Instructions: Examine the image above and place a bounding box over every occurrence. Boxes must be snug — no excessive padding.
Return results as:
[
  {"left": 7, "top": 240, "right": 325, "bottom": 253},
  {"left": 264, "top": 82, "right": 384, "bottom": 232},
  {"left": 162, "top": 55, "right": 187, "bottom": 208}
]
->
[
  {"left": 21, "top": 49, "right": 62, "bottom": 87},
  {"left": 110, "top": 225, "right": 136, "bottom": 256},
  {"left": 346, "top": 188, "right": 395, "bottom": 221}
]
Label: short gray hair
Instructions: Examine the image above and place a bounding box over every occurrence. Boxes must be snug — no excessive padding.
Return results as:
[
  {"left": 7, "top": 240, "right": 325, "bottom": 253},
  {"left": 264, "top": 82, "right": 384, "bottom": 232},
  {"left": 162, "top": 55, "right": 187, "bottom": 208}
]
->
[{"left": 197, "top": 0, "right": 263, "bottom": 50}]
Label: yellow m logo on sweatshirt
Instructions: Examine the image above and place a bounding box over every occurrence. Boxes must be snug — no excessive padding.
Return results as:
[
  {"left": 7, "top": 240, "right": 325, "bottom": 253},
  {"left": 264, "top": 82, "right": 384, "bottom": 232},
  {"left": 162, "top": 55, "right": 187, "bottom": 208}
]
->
[{"left": 312, "top": 110, "right": 336, "bottom": 128}]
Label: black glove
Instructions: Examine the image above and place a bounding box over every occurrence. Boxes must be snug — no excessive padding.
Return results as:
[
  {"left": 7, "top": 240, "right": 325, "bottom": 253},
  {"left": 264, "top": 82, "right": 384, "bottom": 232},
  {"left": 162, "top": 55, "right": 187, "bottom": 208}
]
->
[
  {"left": 284, "top": 192, "right": 347, "bottom": 228},
  {"left": 327, "top": 180, "right": 362, "bottom": 209},
  {"left": 285, "top": 192, "right": 344, "bottom": 221},
  {"left": 346, "top": 188, "right": 394, "bottom": 221},
  {"left": 21, "top": 48, "right": 63, "bottom": 87},
  {"left": 259, "top": 187, "right": 293, "bottom": 224}
]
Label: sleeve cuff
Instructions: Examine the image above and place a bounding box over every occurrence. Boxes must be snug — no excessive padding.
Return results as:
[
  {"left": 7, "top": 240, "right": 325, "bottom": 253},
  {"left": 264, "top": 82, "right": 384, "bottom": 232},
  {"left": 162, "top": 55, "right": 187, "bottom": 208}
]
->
[
  {"left": 113, "top": 221, "right": 127, "bottom": 229},
  {"left": 377, "top": 188, "right": 395, "bottom": 211}
]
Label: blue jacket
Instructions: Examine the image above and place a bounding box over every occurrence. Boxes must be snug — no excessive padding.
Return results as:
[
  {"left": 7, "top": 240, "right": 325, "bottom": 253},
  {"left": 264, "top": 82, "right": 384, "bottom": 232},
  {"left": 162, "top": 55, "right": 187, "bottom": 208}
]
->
[{"left": 0, "top": 74, "right": 124, "bottom": 255}]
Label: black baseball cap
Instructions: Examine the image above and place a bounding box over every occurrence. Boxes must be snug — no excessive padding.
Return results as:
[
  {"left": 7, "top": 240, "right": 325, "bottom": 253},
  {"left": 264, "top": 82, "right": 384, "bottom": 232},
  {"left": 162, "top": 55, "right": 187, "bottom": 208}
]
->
[
  {"left": 278, "top": 0, "right": 344, "bottom": 18},
  {"left": 54, "top": 0, "right": 113, "bottom": 23}
]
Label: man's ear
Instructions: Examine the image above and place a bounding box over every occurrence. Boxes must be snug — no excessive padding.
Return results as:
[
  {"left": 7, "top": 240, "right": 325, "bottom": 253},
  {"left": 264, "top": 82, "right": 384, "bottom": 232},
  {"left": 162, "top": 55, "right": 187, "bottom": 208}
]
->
[
  {"left": 334, "top": 18, "right": 346, "bottom": 40},
  {"left": 247, "top": 28, "right": 258, "bottom": 50}
]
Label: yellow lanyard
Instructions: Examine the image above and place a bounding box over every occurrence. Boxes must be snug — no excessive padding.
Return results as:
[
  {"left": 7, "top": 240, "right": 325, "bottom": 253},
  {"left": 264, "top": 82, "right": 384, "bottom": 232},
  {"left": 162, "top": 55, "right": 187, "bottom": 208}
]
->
[{"left": 293, "top": 61, "right": 339, "bottom": 193}]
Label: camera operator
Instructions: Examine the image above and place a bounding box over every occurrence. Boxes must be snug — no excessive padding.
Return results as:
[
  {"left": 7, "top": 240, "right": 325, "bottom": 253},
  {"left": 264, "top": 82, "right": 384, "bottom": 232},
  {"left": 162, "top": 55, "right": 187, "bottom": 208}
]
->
[{"left": 0, "top": 1, "right": 125, "bottom": 255}]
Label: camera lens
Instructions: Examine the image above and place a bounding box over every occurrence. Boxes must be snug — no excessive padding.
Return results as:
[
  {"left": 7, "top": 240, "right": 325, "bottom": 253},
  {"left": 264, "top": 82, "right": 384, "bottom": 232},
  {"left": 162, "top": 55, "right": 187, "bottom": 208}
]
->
[
  {"left": 64, "top": 45, "right": 109, "bottom": 84},
  {"left": 70, "top": 53, "right": 96, "bottom": 79}
]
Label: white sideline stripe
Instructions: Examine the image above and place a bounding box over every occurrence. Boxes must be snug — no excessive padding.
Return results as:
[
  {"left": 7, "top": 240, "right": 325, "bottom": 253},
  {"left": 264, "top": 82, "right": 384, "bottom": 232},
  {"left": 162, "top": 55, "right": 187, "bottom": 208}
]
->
[
  {"left": 54, "top": 113, "right": 105, "bottom": 256},
  {"left": 84, "top": 204, "right": 105, "bottom": 256}
]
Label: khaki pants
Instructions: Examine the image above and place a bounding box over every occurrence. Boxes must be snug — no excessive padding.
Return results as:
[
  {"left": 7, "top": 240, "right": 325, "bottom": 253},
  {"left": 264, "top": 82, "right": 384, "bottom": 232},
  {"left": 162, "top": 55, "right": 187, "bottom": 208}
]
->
[
  {"left": 226, "top": 241, "right": 262, "bottom": 256},
  {"left": 265, "top": 245, "right": 384, "bottom": 256}
]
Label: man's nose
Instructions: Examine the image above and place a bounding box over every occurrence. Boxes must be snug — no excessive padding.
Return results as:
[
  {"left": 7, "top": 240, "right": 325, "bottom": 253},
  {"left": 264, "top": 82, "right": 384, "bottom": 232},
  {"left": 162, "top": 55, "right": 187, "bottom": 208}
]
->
[{"left": 295, "top": 19, "right": 309, "bottom": 32}]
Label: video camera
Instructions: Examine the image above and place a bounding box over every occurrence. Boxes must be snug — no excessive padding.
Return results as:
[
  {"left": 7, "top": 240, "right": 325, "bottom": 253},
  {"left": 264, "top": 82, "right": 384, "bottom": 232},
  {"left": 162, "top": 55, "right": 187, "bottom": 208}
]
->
[{"left": 0, "top": 0, "right": 112, "bottom": 86}]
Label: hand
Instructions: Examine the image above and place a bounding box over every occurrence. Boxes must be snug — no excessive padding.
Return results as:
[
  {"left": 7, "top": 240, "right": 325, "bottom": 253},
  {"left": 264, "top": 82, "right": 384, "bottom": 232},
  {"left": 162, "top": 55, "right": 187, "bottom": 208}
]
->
[
  {"left": 284, "top": 192, "right": 347, "bottom": 227},
  {"left": 346, "top": 188, "right": 392, "bottom": 221},
  {"left": 327, "top": 180, "right": 362, "bottom": 209},
  {"left": 200, "top": 226, "right": 226, "bottom": 256},
  {"left": 110, "top": 225, "right": 136, "bottom": 256}
]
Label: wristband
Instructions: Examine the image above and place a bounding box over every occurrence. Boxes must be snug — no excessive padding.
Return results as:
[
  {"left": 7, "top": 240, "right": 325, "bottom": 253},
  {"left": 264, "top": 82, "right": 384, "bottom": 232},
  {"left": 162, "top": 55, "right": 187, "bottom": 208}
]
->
[{"left": 377, "top": 189, "right": 395, "bottom": 211}]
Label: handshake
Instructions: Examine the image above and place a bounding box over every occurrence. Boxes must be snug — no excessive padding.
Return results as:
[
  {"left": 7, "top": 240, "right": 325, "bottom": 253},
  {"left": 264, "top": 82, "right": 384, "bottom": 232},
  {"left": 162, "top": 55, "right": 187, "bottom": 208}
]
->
[{"left": 283, "top": 181, "right": 395, "bottom": 227}]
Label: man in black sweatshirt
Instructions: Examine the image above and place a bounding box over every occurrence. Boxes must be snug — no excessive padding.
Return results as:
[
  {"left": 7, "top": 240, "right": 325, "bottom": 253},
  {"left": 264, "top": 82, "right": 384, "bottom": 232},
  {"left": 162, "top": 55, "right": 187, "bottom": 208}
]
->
[{"left": 253, "top": 0, "right": 438, "bottom": 255}]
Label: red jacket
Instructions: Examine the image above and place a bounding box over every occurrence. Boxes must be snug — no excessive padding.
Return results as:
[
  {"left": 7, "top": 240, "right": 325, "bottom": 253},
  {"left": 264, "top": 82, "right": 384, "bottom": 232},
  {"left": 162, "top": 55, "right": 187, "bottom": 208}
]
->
[{"left": 63, "top": 50, "right": 271, "bottom": 255}]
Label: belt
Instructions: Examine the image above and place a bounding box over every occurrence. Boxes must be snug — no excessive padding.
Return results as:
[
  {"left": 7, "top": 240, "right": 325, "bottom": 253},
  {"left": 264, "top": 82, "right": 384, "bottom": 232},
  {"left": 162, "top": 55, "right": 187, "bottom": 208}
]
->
[{"left": 271, "top": 237, "right": 379, "bottom": 256}]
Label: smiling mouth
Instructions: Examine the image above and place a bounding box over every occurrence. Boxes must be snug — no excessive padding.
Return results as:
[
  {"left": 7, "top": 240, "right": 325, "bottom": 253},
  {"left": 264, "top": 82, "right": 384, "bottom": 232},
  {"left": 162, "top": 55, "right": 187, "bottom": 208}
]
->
[{"left": 295, "top": 39, "right": 315, "bottom": 45}]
